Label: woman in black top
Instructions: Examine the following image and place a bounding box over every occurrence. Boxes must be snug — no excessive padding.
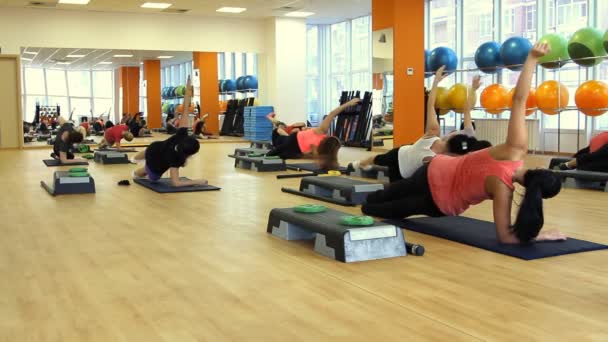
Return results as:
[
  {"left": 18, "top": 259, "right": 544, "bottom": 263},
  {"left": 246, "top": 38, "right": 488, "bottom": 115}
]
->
[{"left": 51, "top": 116, "right": 86, "bottom": 164}]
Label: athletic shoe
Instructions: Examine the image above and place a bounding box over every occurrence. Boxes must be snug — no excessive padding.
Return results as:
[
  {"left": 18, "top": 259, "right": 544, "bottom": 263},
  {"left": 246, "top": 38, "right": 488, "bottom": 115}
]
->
[
  {"left": 351, "top": 160, "right": 374, "bottom": 171},
  {"left": 50, "top": 153, "right": 58, "bottom": 160}
]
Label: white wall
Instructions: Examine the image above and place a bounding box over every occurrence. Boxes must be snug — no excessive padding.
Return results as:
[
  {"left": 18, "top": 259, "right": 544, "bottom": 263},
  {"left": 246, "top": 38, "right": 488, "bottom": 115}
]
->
[
  {"left": 372, "top": 28, "right": 393, "bottom": 60},
  {"left": 543, "top": 131, "right": 587, "bottom": 154},
  {"left": 0, "top": 8, "right": 266, "bottom": 54}
]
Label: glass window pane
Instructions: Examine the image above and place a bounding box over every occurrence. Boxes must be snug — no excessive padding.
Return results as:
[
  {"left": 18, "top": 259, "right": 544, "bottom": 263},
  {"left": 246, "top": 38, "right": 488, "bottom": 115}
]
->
[
  {"left": 67, "top": 71, "right": 91, "bottom": 97},
  {"left": 225, "top": 53, "right": 234, "bottom": 80},
  {"left": 94, "top": 98, "right": 113, "bottom": 118},
  {"left": 246, "top": 52, "right": 257, "bottom": 76},
  {"left": 24, "top": 95, "right": 45, "bottom": 122},
  {"left": 331, "top": 22, "right": 348, "bottom": 75},
  {"left": 45, "top": 69, "right": 67, "bottom": 96},
  {"left": 546, "top": 0, "right": 587, "bottom": 36},
  {"left": 47, "top": 96, "right": 69, "bottom": 119},
  {"left": 463, "top": 0, "right": 494, "bottom": 58},
  {"left": 235, "top": 53, "right": 244, "bottom": 78},
  {"left": 330, "top": 75, "right": 347, "bottom": 106},
  {"left": 503, "top": 0, "right": 537, "bottom": 41},
  {"left": 598, "top": 0, "right": 608, "bottom": 130},
  {"left": 307, "top": 26, "right": 319, "bottom": 76},
  {"left": 352, "top": 72, "right": 371, "bottom": 92},
  {"left": 351, "top": 16, "right": 371, "bottom": 71},
  {"left": 93, "top": 71, "right": 112, "bottom": 98},
  {"left": 25, "top": 68, "right": 45, "bottom": 95},
  {"left": 307, "top": 77, "right": 320, "bottom": 124},
  {"left": 430, "top": 0, "right": 456, "bottom": 49},
  {"left": 543, "top": 66, "right": 586, "bottom": 129},
  {"left": 70, "top": 98, "right": 92, "bottom": 117}
]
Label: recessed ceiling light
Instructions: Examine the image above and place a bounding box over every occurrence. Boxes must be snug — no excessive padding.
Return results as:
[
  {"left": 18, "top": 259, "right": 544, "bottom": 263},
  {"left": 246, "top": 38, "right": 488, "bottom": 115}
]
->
[
  {"left": 141, "top": 2, "right": 172, "bottom": 9},
  {"left": 21, "top": 57, "right": 33, "bottom": 61},
  {"left": 113, "top": 54, "right": 134, "bottom": 58},
  {"left": 22, "top": 51, "right": 38, "bottom": 55},
  {"left": 216, "top": 7, "right": 246, "bottom": 13},
  {"left": 57, "top": 62, "right": 72, "bottom": 65},
  {"left": 58, "top": 0, "right": 90, "bottom": 4},
  {"left": 285, "top": 11, "right": 315, "bottom": 17},
  {"left": 157, "top": 56, "right": 173, "bottom": 59},
  {"left": 98, "top": 61, "right": 113, "bottom": 65},
  {"left": 67, "top": 54, "right": 85, "bottom": 58}
]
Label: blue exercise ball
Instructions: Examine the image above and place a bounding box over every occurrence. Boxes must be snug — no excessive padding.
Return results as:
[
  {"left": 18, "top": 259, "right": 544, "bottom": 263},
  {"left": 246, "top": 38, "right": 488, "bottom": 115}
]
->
[
  {"left": 428, "top": 47, "right": 458, "bottom": 74},
  {"left": 243, "top": 75, "right": 258, "bottom": 90},
  {"left": 218, "top": 80, "right": 224, "bottom": 93},
  {"left": 167, "top": 104, "right": 175, "bottom": 115},
  {"left": 474, "top": 41, "right": 503, "bottom": 74},
  {"left": 424, "top": 50, "right": 432, "bottom": 78},
  {"left": 223, "top": 79, "right": 237, "bottom": 92},
  {"left": 500, "top": 36, "right": 532, "bottom": 71},
  {"left": 236, "top": 76, "right": 247, "bottom": 91}
]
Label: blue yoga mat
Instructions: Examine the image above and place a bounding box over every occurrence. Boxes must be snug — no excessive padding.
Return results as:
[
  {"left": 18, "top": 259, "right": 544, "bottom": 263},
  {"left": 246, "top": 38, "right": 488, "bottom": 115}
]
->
[
  {"left": 134, "top": 178, "right": 221, "bottom": 193},
  {"left": 384, "top": 216, "right": 608, "bottom": 260}
]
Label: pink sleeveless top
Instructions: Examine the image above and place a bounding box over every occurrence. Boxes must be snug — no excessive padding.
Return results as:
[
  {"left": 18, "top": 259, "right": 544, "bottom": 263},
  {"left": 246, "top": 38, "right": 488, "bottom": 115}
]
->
[
  {"left": 297, "top": 129, "right": 327, "bottom": 154},
  {"left": 428, "top": 149, "right": 524, "bottom": 216}
]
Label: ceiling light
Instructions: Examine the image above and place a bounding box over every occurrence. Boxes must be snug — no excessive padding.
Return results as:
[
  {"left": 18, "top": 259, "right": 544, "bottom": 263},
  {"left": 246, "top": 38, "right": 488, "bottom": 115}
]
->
[
  {"left": 285, "top": 11, "right": 315, "bottom": 17},
  {"left": 157, "top": 56, "right": 173, "bottom": 59},
  {"left": 22, "top": 51, "right": 38, "bottom": 55},
  {"left": 141, "top": 2, "right": 172, "bottom": 9},
  {"left": 67, "top": 54, "right": 85, "bottom": 58},
  {"left": 216, "top": 7, "right": 246, "bottom": 13},
  {"left": 98, "top": 61, "right": 113, "bottom": 65},
  {"left": 57, "top": 62, "right": 72, "bottom": 65},
  {"left": 21, "top": 57, "right": 33, "bottom": 61},
  {"left": 58, "top": 0, "right": 90, "bottom": 4},
  {"left": 113, "top": 54, "right": 134, "bottom": 58}
]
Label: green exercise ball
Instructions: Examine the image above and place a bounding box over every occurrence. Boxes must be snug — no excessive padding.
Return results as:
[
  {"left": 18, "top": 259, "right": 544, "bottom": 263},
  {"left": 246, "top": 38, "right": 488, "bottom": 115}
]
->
[
  {"left": 604, "top": 30, "right": 608, "bottom": 54},
  {"left": 538, "top": 33, "right": 569, "bottom": 69},
  {"left": 162, "top": 103, "right": 169, "bottom": 114},
  {"left": 568, "top": 27, "right": 606, "bottom": 67}
]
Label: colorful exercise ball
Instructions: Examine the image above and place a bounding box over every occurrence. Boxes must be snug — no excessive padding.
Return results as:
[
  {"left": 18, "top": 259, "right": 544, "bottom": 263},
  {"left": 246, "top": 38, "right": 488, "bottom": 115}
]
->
[
  {"left": 176, "top": 104, "right": 184, "bottom": 114},
  {"left": 575, "top": 80, "right": 608, "bottom": 117},
  {"left": 435, "top": 87, "right": 450, "bottom": 115},
  {"left": 447, "top": 83, "right": 476, "bottom": 114},
  {"left": 500, "top": 36, "right": 532, "bottom": 71},
  {"left": 604, "top": 30, "right": 608, "bottom": 53},
  {"left": 162, "top": 103, "right": 170, "bottom": 114},
  {"left": 508, "top": 88, "right": 537, "bottom": 116},
  {"left": 537, "top": 33, "right": 569, "bottom": 69},
  {"left": 480, "top": 84, "right": 509, "bottom": 115},
  {"left": 536, "top": 80, "right": 569, "bottom": 115},
  {"left": 568, "top": 27, "right": 607, "bottom": 67},
  {"left": 424, "top": 50, "right": 432, "bottom": 78},
  {"left": 236, "top": 76, "right": 247, "bottom": 91},
  {"left": 243, "top": 75, "right": 258, "bottom": 90},
  {"left": 223, "top": 79, "right": 237, "bottom": 92},
  {"left": 428, "top": 47, "right": 458, "bottom": 74},
  {"left": 474, "top": 41, "right": 503, "bottom": 74}
]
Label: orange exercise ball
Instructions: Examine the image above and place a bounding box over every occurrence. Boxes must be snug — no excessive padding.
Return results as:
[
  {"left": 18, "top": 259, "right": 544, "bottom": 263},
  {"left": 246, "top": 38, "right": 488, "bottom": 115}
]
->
[
  {"left": 508, "top": 88, "right": 537, "bottom": 116},
  {"left": 435, "top": 87, "right": 450, "bottom": 115},
  {"left": 575, "top": 80, "right": 608, "bottom": 116},
  {"left": 480, "top": 84, "right": 509, "bottom": 114},
  {"left": 536, "top": 80, "right": 569, "bottom": 115},
  {"left": 447, "top": 83, "right": 477, "bottom": 113},
  {"left": 176, "top": 104, "right": 184, "bottom": 113}
]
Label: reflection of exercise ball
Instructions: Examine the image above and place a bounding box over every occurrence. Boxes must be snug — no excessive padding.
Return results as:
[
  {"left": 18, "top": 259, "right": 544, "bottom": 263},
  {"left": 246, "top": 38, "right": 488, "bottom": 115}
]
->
[
  {"left": 162, "top": 103, "right": 169, "bottom": 114},
  {"left": 474, "top": 41, "right": 502, "bottom": 74},
  {"left": 536, "top": 80, "right": 569, "bottom": 115},
  {"left": 604, "top": 30, "right": 608, "bottom": 53},
  {"left": 575, "top": 80, "right": 608, "bottom": 116},
  {"left": 176, "top": 104, "right": 184, "bottom": 114},
  {"left": 480, "top": 84, "right": 509, "bottom": 115},
  {"left": 243, "top": 75, "right": 258, "bottom": 90},
  {"left": 236, "top": 76, "right": 246, "bottom": 91},
  {"left": 447, "top": 83, "right": 476, "bottom": 114},
  {"left": 167, "top": 104, "right": 175, "bottom": 115},
  {"left": 435, "top": 87, "right": 450, "bottom": 115},
  {"left": 428, "top": 47, "right": 458, "bottom": 74},
  {"left": 223, "top": 79, "right": 237, "bottom": 92},
  {"left": 500, "top": 36, "right": 532, "bottom": 71},
  {"left": 508, "top": 88, "right": 537, "bottom": 116},
  {"left": 568, "top": 27, "right": 606, "bottom": 67},
  {"left": 538, "top": 33, "right": 569, "bottom": 69},
  {"left": 218, "top": 80, "right": 224, "bottom": 93},
  {"left": 424, "top": 50, "right": 432, "bottom": 78}
]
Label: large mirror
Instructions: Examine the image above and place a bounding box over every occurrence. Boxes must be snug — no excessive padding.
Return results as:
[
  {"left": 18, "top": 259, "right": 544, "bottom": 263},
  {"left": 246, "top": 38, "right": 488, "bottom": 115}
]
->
[{"left": 371, "top": 28, "right": 394, "bottom": 151}]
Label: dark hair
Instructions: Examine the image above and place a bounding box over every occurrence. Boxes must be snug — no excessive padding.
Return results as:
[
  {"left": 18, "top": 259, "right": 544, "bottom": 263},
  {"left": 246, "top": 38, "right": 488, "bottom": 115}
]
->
[
  {"left": 447, "top": 134, "right": 480, "bottom": 155},
  {"left": 69, "top": 131, "right": 84, "bottom": 143},
  {"left": 194, "top": 120, "right": 205, "bottom": 135},
  {"left": 174, "top": 132, "right": 200, "bottom": 166},
  {"left": 471, "top": 139, "right": 492, "bottom": 151},
  {"left": 511, "top": 169, "right": 562, "bottom": 243},
  {"left": 316, "top": 136, "right": 341, "bottom": 170}
]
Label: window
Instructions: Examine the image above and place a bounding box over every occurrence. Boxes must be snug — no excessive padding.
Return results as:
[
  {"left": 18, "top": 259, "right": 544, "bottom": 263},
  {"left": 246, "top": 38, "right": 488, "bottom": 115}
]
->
[
  {"left": 307, "top": 26, "right": 319, "bottom": 76},
  {"left": 504, "top": 8, "right": 515, "bottom": 33},
  {"left": 70, "top": 98, "right": 91, "bottom": 117},
  {"left": 525, "top": 5, "right": 536, "bottom": 31},
  {"left": 45, "top": 69, "right": 67, "bottom": 96},
  {"left": 351, "top": 16, "right": 371, "bottom": 72},
  {"left": 430, "top": 0, "right": 456, "bottom": 49},
  {"left": 503, "top": 0, "right": 537, "bottom": 41},
  {"left": 246, "top": 53, "right": 257, "bottom": 75},
  {"left": 307, "top": 25, "right": 320, "bottom": 123},
  {"left": 330, "top": 22, "right": 349, "bottom": 103},
  {"left": 597, "top": 0, "right": 608, "bottom": 130},
  {"left": 93, "top": 71, "right": 112, "bottom": 98},
  {"left": 24, "top": 68, "right": 45, "bottom": 95},
  {"left": 235, "top": 53, "right": 245, "bottom": 79},
  {"left": 464, "top": 0, "right": 494, "bottom": 58},
  {"left": 67, "top": 70, "right": 91, "bottom": 97}
]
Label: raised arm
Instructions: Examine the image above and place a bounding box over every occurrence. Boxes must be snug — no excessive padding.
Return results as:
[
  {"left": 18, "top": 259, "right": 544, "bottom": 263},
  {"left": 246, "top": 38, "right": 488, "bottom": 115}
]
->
[
  {"left": 179, "top": 76, "right": 192, "bottom": 129},
  {"left": 315, "top": 98, "right": 362, "bottom": 134},
  {"left": 463, "top": 75, "right": 482, "bottom": 131},
  {"left": 425, "top": 66, "right": 448, "bottom": 137}
]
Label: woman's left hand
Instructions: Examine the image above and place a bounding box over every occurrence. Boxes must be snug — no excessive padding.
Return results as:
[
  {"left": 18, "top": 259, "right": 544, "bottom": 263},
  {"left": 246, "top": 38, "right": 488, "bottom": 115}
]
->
[{"left": 536, "top": 229, "right": 567, "bottom": 242}]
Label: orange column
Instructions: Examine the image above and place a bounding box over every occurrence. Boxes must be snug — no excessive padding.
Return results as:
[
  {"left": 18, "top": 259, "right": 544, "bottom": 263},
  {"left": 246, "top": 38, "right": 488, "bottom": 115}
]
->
[
  {"left": 192, "top": 52, "right": 220, "bottom": 135},
  {"left": 143, "top": 60, "right": 161, "bottom": 129},
  {"left": 120, "top": 66, "right": 140, "bottom": 115},
  {"left": 373, "top": 0, "right": 425, "bottom": 145}
]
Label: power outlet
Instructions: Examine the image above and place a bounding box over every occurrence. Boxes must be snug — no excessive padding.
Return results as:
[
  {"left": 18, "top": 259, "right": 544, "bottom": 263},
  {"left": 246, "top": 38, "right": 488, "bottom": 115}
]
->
[{"left": 407, "top": 67, "right": 414, "bottom": 76}]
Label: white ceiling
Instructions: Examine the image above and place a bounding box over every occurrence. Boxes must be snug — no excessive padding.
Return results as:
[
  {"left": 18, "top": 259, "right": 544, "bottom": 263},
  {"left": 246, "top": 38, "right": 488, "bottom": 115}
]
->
[
  {"left": 0, "top": 0, "right": 371, "bottom": 24},
  {"left": 20, "top": 47, "right": 194, "bottom": 69}
]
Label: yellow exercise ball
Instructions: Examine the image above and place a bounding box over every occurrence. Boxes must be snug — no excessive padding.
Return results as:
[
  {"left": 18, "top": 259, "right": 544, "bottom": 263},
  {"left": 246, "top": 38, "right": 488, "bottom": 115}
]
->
[
  {"left": 448, "top": 83, "right": 477, "bottom": 113},
  {"left": 435, "top": 87, "right": 451, "bottom": 115}
]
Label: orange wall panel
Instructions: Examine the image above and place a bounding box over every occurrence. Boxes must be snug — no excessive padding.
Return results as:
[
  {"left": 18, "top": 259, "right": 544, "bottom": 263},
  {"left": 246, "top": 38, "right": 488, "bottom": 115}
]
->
[
  {"left": 192, "top": 52, "right": 220, "bottom": 135},
  {"left": 120, "top": 66, "right": 140, "bottom": 115},
  {"left": 143, "top": 60, "right": 161, "bottom": 129},
  {"left": 372, "top": 0, "right": 394, "bottom": 31}
]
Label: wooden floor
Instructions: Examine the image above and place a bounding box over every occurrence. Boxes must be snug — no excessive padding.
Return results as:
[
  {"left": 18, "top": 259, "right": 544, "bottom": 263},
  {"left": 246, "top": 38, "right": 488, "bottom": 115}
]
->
[{"left": 1, "top": 143, "right": 607, "bottom": 341}]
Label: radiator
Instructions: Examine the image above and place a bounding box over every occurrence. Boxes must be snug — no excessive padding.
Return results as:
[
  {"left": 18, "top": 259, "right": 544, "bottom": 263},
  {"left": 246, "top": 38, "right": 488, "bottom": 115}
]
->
[{"left": 474, "top": 118, "right": 539, "bottom": 151}]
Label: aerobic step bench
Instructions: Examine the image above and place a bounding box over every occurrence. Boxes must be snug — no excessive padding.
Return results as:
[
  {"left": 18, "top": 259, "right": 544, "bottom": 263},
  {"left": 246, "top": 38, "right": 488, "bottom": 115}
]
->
[
  {"left": 93, "top": 151, "right": 130, "bottom": 165},
  {"left": 282, "top": 176, "right": 384, "bottom": 206},
  {"left": 234, "top": 155, "right": 287, "bottom": 172},
  {"left": 230, "top": 147, "right": 270, "bottom": 158},
  {"left": 41, "top": 171, "right": 96, "bottom": 196},
  {"left": 267, "top": 207, "right": 406, "bottom": 262},
  {"left": 250, "top": 140, "right": 273, "bottom": 149},
  {"left": 553, "top": 170, "right": 608, "bottom": 192},
  {"left": 346, "top": 163, "right": 390, "bottom": 183}
]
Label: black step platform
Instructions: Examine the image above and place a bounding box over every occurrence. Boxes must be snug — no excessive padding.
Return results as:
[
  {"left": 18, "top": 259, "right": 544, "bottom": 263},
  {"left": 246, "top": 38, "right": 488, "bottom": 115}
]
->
[
  {"left": 282, "top": 176, "right": 384, "bottom": 206},
  {"left": 553, "top": 169, "right": 608, "bottom": 192},
  {"left": 94, "top": 147, "right": 137, "bottom": 153},
  {"left": 229, "top": 147, "right": 270, "bottom": 158},
  {"left": 43, "top": 159, "right": 89, "bottom": 167},
  {"left": 548, "top": 157, "right": 572, "bottom": 170},
  {"left": 250, "top": 140, "right": 272, "bottom": 149},
  {"left": 234, "top": 155, "right": 286, "bottom": 172},
  {"left": 286, "top": 163, "right": 348, "bottom": 174},
  {"left": 40, "top": 171, "right": 96, "bottom": 196},
  {"left": 94, "top": 151, "right": 131, "bottom": 165},
  {"left": 347, "top": 163, "right": 390, "bottom": 182},
  {"left": 267, "top": 207, "right": 406, "bottom": 262}
]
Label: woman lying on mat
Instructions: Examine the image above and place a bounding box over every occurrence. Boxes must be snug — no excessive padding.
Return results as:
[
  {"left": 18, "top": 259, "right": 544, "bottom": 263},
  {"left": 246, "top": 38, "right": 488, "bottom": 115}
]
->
[
  {"left": 350, "top": 67, "right": 490, "bottom": 182},
  {"left": 558, "top": 131, "right": 608, "bottom": 173},
  {"left": 51, "top": 116, "right": 86, "bottom": 164},
  {"left": 265, "top": 112, "right": 309, "bottom": 146},
  {"left": 192, "top": 114, "right": 219, "bottom": 140},
  {"left": 266, "top": 98, "right": 362, "bottom": 170},
  {"left": 362, "top": 42, "right": 566, "bottom": 244},
  {"left": 132, "top": 77, "right": 207, "bottom": 187}
]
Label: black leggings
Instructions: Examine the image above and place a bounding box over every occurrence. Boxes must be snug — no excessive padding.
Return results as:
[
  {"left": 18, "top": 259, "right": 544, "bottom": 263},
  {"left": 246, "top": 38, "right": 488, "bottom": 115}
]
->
[
  {"left": 373, "top": 147, "right": 403, "bottom": 182},
  {"left": 575, "top": 144, "right": 608, "bottom": 172},
  {"left": 267, "top": 132, "right": 301, "bottom": 160},
  {"left": 362, "top": 164, "right": 444, "bottom": 219}
]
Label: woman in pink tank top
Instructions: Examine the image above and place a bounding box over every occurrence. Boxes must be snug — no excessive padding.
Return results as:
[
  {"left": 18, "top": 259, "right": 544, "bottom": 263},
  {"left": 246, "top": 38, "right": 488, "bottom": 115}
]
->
[
  {"left": 558, "top": 131, "right": 608, "bottom": 172},
  {"left": 363, "top": 43, "right": 566, "bottom": 244},
  {"left": 266, "top": 98, "right": 362, "bottom": 170}
]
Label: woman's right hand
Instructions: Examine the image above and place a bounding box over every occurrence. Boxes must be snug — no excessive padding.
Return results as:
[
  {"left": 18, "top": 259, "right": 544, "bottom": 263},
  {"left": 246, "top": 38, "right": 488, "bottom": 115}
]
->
[
  {"left": 433, "top": 65, "right": 448, "bottom": 85},
  {"left": 347, "top": 98, "right": 362, "bottom": 106},
  {"left": 535, "top": 229, "right": 567, "bottom": 242},
  {"left": 196, "top": 179, "right": 209, "bottom": 186},
  {"left": 529, "top": 42, "right": 551, "bottom": 59}
]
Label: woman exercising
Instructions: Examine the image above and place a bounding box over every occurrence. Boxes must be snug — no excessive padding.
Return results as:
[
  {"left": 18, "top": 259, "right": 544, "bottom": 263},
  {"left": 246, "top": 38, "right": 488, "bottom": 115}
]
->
[
  {"left": 99, "top": 123, "right": 134, "bottom": 149},
  {"left": 558, "top": 131, "right": 608, "bottom": 172},
  {"left": 350, "top": 66, "right": 490, "bottom": 182},
  {"left": 266, "top": 99, "right": 361, "bottom": 170},
  {"left": 127, "top": 112, "right": 147, "bottom": 137},
  {"left": 362, "top": 42, "right": 566, "bottom": 244},
  {"left": 192, "top": 114, "right": 218, "bottom": 139},
  {"left": 51, "top": 116, "right": 86, "bottom": 164},
  {"left": 265, "top": 113, "right": 308, "bottom": 146}
]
